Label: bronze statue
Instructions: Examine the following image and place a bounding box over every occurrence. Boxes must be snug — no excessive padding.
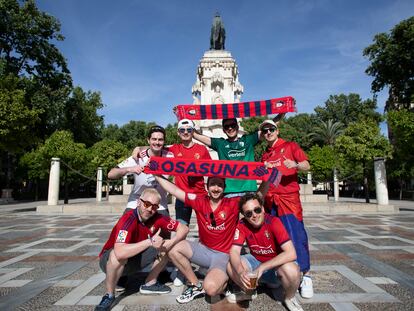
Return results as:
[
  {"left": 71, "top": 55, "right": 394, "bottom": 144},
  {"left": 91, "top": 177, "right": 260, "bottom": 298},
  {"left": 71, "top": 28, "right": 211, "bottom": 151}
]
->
[{"left": 210, "top": 13, "right": 226, "bottom": 50}]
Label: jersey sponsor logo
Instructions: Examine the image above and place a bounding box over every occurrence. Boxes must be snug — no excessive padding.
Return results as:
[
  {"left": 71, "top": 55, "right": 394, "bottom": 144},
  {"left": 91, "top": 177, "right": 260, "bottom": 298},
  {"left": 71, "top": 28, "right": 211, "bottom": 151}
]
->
[
  {"left": 167, "top": 219, "right": 177, "bottom": 230},
  {"left": 228, "top": 149, "right": 246, "bottom": 158},
  {"left": 116, "top": 230, "right": 128, "bottom": 243},
  {"left": 267, "top": 160, "right": 282, "bottom": 167},
  {"left": 219, "top": 211, "right": 226, "bottom": 220},
  {"left": 207, "top": 222, "right": 225, "bottom": 231},
  {"left": 250, "top": 244, "right": 275, "bottom": 255},
  {"left": 234, "top": 228, "right": 240, "bottom": 240}
]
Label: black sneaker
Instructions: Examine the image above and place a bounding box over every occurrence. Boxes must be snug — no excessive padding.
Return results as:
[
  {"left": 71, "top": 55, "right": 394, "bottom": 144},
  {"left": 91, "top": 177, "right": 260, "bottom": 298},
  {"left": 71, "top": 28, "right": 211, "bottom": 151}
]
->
[
  {"left": 95, "top": 293, "right": 115, "bottom": 311},
  {"left": 139, "top": 281, "right": 172, "bottom": 294},
  {"left": 176, "top": 284, "right": 205, "bottom": 303}
]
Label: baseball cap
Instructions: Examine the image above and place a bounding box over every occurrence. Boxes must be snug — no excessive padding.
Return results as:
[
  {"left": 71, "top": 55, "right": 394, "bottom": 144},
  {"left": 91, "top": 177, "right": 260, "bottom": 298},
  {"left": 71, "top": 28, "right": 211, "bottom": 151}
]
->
[
  {"left": 259, "top": 120, "right": 277, "bottom": 130},
  {"left": 177, "top": 119, "right": 195, "bottom": 129}
]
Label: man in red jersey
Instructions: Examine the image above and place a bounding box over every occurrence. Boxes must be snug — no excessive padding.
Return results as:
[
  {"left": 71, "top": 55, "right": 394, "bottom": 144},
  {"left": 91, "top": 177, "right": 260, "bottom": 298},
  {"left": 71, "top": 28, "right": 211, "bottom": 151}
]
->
[
  {"left": 95, "top": 188, "right": 188, "bottom": 311},
  {"left": 227, "top": 193, "right": 303, "bottom": 311},
  {"left": 260, "top": 119, "right": 313, "bottom": 299},
  {"left": 154, "top": 175, "right": 270, "bottom": 304}
]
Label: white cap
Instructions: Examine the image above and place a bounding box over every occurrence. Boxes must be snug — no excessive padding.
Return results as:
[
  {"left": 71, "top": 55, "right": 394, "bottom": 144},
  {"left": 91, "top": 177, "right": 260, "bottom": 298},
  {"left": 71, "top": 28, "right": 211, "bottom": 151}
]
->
[
  {"left": 177, "top": 119, "right": 195, "bottom": 129},
  {"left": 259, "top": 119, "right": 277, "bottom": 130}
]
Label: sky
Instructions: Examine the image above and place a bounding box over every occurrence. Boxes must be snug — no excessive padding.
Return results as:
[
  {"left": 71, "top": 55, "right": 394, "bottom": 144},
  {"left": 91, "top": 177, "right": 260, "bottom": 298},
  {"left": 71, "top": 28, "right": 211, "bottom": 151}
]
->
[{"left": 36, "top": 0, "right": 414, "bottom": 127}]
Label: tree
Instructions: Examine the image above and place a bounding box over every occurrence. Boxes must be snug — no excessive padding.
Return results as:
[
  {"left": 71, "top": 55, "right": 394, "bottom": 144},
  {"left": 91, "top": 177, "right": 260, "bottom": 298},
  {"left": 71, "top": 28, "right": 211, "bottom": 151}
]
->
[
  {"left": 307, "top": 145, "right": 337, "bottom": 188},
  {"left": 0, "top": 0, "right": 71, "bottom": 89},
  {"left": 63, "top": 87, "right": 104, "bottom": 147},
  {"left": 314, "top": 93, "right": 382, "bottom": 126},
  {"left": 308, "top": 119, "right": 344, "bottom": 146},
  {"left": 335, "top": 119, "right": 393, "bottom": 202},
  {"left": 279, "top": 113, "right": 317, "bottom": 150},
  {"left": 363, "top": 16, "right": 414, "bottom": 110},
  {"left": 386, "top": 109, "right": 414, "bottom": 198}
]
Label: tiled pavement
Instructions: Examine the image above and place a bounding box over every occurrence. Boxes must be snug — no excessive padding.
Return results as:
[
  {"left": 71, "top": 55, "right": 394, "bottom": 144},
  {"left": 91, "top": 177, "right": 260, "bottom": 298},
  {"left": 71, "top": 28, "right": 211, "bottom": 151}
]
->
[{"left": 0, "top": 206, "right": 413, "bottom": 310}]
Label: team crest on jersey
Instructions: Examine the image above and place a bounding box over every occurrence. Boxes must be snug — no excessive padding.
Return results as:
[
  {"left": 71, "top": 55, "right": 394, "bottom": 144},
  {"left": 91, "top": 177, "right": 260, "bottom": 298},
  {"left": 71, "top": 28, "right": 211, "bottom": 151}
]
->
[
  {"left": 194, "top": 153, "right": 200, "bottom": 159},
  {"left": 219, "top": 211, "right": 226, "bottom": 220},
  {"left": 116, "top": 230, "right": 128, "bottom": 243},
  {"left": 265, "top": 230, "right": 271, "bottom": 240},
  {"left": 280, "top": 148, "right": 285, "bottom": 154},
  {"left": 149, "top": 226, "right": 155, "bottom": 234},
  {"left": 234, "top": 228, "right": 240, "bottom": 240},
  {"left": 177, "top": 152, "right": 183, "bottom": 157}
]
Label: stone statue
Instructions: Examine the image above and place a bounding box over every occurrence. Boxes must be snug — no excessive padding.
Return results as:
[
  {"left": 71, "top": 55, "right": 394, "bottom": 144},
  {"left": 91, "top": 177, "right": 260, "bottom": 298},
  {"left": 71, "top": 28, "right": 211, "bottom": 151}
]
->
[{"left": 210, "top": 13, "right": 226, "bottom": 50}]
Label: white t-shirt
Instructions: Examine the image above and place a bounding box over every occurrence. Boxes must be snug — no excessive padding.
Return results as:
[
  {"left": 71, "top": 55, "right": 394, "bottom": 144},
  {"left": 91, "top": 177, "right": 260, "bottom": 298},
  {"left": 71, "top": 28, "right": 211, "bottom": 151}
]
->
[{"left": 117, "top": 149, "right": 173, "bottom": 210}]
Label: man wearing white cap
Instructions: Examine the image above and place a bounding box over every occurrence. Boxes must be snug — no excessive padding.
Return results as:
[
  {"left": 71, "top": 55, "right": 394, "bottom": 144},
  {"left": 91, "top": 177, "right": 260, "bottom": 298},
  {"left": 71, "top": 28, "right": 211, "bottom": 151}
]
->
[{"left": 259, "top": 119, "right": 313, "bottom": 299}]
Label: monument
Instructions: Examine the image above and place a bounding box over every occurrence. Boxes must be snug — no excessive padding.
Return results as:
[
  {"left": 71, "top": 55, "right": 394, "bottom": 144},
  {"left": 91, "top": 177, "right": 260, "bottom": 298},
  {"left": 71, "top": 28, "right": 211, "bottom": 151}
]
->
[{"left": 191, "top": 13, "right": 244, "bottom": 138}]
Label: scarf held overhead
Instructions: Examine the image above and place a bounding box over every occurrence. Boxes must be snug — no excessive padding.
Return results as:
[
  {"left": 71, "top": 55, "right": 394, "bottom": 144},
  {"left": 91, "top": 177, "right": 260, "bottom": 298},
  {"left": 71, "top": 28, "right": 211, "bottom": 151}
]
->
[
  {"left": 174, "top": 96, "right": 296, "bottom": 120},
  {"left": 144, "top": 157, "right": 282, "bottom": 186}
]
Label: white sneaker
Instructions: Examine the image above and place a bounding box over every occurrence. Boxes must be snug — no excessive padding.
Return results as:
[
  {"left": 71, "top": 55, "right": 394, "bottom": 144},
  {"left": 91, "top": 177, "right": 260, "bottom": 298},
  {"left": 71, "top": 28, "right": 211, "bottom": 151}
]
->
[
  {"left": 299, "top": 275, "right": 313, "bottom": 298},
  {"left": 174, "top": 276, "right": 184, "bottom": 286},
  {"left": 225, "top": 289, "right": 257, "bottom": 303},
  {"left": 284, "top": 296, "right": 304, "bottom": 311}
]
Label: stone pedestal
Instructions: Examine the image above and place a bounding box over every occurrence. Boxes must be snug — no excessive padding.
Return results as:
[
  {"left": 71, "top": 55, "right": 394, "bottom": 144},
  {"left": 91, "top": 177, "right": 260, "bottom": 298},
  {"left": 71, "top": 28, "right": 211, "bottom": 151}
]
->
[{"left": 192, "top": 50, "right": 244, "bottom": 138}]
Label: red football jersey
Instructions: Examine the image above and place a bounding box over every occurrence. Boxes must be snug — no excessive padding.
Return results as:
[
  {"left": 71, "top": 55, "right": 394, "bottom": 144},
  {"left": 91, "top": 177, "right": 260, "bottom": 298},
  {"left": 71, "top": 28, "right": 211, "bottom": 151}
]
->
[
  {"left": 185, "top": 193, "right": 239, "bottom": 253},
  {"left": 168, "top": 143, "right": 211, "bottom": 194},
  {"left": 99, "top": 209, "right": 179, "bottom": 257},
  {"left": 261, "top": 138, "right": 308, "bottom": 194},
  {"left": 233, "top": 214, "right": 290, "bottom": 262}
]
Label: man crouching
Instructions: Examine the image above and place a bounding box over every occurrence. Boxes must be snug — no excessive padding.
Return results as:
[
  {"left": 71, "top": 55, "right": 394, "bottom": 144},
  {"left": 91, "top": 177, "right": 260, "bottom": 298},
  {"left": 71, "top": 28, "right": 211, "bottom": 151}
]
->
[
  {"left": 95, "top": 188, "right": 188, "bottom": 311},
  {"left": 227, "top": 193, "right": 303, "bottom": 311}
]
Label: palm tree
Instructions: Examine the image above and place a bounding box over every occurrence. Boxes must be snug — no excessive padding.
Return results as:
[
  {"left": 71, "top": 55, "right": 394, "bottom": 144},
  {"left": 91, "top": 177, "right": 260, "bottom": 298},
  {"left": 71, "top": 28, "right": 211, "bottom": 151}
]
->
[
  {"left": 308, "top": 119, "right": 344, "bottom": 200},
  {"left": 308, "top": 119, "right": 344, "bottom": 146}
]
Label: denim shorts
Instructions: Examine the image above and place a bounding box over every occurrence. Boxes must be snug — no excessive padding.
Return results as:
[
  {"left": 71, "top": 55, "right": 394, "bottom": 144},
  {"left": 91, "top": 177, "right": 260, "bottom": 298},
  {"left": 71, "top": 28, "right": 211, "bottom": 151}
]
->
[{"left": 242, "top": 253, "right": 278, "bottom": 285}]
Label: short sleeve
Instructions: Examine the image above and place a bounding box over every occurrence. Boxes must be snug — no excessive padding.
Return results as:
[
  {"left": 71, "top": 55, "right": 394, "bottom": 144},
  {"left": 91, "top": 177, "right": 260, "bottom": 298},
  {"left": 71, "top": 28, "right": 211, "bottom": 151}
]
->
[
  {"left": 155, "top": 215, "right": 180, "bottom": 232},
  {"left": 290, "top": 142, "right": 308, "bottom": 162},
  {"left": 117, "top": 156, "right": 137, "bottom": 169},
  {"left": 232, "top": 224, "right": 247, "bottom": 246},
  {"left": 270, "top": 217, "right": 290, "bottom": 246},
  {"left": 184, "top": 193, "right": 202, "bottom": 212}
]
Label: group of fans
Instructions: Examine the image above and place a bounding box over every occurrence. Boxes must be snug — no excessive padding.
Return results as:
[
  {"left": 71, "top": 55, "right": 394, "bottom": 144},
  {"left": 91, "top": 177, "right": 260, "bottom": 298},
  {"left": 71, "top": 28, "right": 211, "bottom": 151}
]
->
[{"left": 95, "top": 115, "right": 313, "bottom": 311}]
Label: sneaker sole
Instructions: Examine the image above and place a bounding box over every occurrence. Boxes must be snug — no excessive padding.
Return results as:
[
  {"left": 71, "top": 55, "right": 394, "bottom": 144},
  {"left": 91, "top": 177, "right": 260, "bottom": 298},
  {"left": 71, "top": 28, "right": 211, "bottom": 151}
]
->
[
  {"left": 139, "top": 289, "right": 171, "bottom": 295},
  {"left": 300, "top": 291, "right": 313, "bottom": 299},
  {"left": 176, "top": 291, "right": 205, "bottom": 304}
]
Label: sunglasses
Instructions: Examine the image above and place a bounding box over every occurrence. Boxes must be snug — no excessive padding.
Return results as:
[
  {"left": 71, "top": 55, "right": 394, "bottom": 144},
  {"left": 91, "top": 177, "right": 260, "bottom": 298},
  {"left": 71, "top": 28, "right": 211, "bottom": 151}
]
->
[
  {"left": 244, "top": 207, "right": 262, "bottom": 218},
  {"left": 262, "top": 127, "right": 277, "bottom": 134},
  {"left": 140, "top": 198, "right": 159, "bottom": 211},
  {"left": 223, "top": 123, "right": 238, "bottom": 130},
  {"left": 209, "top": 212, "right": 217, "bottom": 227},
  {"left": 178, "top": 127, "right": 194, "bottom": 134}
]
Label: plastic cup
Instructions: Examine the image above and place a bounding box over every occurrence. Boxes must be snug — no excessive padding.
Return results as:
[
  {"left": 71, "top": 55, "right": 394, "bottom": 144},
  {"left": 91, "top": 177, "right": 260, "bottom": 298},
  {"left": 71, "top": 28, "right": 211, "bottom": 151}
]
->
[{"left": 247, "top": 271, "right": 258, "bottom": 289}]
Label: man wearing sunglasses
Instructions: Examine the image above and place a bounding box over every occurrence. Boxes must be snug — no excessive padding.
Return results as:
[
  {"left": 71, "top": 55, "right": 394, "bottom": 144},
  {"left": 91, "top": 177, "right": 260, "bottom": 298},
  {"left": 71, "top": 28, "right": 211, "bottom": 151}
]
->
[
  {"left": 193, "top": 115, "right": 284, "bottom": 198},
  {"left": 227, "top": 193, "right": 303, "bottom": 311},
  {"left": 260, "top": 119, "right": 313, "bottom": 299},
  {"left": 95, "top": 188, "right": 189, "bottom": 311},
  {"left": 153, "top": 174, "right": 270, "bottom": 304}
]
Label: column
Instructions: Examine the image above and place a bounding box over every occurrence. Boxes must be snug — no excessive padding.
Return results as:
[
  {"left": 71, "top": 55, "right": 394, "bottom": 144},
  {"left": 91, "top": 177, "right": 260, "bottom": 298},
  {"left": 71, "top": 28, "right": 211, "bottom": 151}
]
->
[
  {"left": 333, "top": 167, "right": 339, "bottom": 202},
  {"left": 47, "top": 158, "right": 60, "bottom": 205},
  {"left": 374, "top": 157, "right": 389, "bottom": 205},
  {"left": 96, "top": 167, "right": 103, "bottom": 202}
]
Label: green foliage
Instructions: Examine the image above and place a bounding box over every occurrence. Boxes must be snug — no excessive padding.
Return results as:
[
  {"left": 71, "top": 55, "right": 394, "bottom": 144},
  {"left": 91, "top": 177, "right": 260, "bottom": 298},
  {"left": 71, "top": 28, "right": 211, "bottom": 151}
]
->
[
  {"left": 85, "top": 139, "right": 129, "bottom": 177},
  {"left": 315, "top": 93, "right": 382, "bottom": 126},
  {"left": 335, "top": 119, "right": 392, "bottom": 163},
  {"left": 386, "top": 109, "right": 414, "bottom": 179},
  {"left": 20, "top": 130, "right": 88, "bottom": 182},
  {"left": 308, "top": 119, "right": 344, "bottom": 146},
  {"left": 63, "top": 86, "right": 104, "bottom": 146},
  {"left": 278, "top": 114, "right": 317, "bottom": 150},
  {"left": 0, "top": 74, "right": 42, "bottom": 152},
  {"left": 363, "top": 16, "right": 414, "bottom": 108},
  {"left": 307, "top": 145, "right": 337, "bottom": 182},
  {"left": 0, "top": 0, "right": 71, "bottom": 88}
]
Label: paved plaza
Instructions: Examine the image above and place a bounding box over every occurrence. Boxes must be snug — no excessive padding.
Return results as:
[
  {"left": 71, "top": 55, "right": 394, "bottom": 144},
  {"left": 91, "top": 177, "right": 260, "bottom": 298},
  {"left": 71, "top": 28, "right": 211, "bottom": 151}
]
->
[{"left": 0, "top": 203, "right": 413, "bottom": 310}]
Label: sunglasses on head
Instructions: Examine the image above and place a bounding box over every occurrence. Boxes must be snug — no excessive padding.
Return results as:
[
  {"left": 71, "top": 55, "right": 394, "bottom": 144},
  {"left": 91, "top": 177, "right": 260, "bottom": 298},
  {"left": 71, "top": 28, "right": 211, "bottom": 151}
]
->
[
  {"left": 223, "top": 123, "right": 238, "bottom": 130},
  {"left": 140, "top": 198, "right": 159, "bottom": 210},
  {"left": 244, "top": 207, "right": 262, "bottom": 218},
  {"left": 209, "top": 212, "right": 217, "bottom": 227},
  {"left": 178, "top": 127, "right": 194, "bottom": 134},
  {"left": 262, "top": 127, "right": 277, "bottom": 134}
]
